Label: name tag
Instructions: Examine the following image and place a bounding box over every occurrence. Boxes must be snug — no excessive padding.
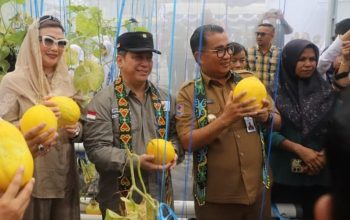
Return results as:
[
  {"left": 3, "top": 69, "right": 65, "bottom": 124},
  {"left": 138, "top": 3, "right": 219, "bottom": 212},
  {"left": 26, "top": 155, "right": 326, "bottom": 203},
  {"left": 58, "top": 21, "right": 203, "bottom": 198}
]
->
[{"left": 244, "top": 117, "right": 256, "bottom": 133}]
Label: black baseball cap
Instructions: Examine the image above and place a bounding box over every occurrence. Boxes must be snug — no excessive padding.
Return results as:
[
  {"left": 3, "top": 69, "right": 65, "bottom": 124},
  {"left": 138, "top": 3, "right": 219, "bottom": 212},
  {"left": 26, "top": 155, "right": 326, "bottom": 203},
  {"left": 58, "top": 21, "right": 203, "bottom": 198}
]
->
[{"left": 117, "top": 32, "right": 161, "bottom": 54}]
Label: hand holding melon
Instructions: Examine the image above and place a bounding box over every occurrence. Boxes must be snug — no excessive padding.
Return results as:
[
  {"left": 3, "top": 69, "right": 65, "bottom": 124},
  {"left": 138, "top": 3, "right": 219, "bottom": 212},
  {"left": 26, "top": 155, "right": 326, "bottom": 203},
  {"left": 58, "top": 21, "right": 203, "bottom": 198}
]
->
[
  {"left": 146, "top": 139, "right": 176, "bottom": 165},
  {"left": 0, "top": 119, "right": 34, "bottom": 192},
  {"left": 232, "top": 77, "right": 267, "bottom": 109},
  {"left": 20, "top": 104, "right": 58, "bottom": 144},
  {"left": 48, "top": 96, "right": 81, "bottom": 127}
]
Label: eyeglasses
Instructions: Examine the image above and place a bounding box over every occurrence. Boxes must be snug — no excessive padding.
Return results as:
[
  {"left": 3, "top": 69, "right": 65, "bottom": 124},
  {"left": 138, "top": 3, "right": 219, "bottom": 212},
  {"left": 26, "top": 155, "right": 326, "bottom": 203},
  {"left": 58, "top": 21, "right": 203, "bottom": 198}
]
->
[
  {"left": 39, "top": 35, "right": 68, "bottom": 49},
  {"left": 39, "top": 15, "right": 61, "bottom": 24},
  {"left": 255, "top": 32, "right": 268, "bottom": 37},
  {"left": 203, "top": 45, "right": 234, "bottom": 58}
]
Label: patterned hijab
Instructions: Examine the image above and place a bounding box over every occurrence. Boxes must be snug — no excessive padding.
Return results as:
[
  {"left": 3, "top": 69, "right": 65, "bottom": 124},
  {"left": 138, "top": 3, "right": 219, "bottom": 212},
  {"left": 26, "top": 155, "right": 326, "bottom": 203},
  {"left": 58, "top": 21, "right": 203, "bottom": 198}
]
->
[
  {"left": 0, "top": 18, "right": 76, "bottom": 117},
  {"left": 276, "top": 39, "right": 336, "bottom": 138}
]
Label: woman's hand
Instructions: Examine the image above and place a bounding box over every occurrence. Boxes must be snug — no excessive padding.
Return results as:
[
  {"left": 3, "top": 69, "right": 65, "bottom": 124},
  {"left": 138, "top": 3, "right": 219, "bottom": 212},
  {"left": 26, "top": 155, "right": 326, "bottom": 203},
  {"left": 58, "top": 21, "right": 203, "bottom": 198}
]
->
[
  {"left": 63, "top": 122, "right": 81, "bottom": 139},
  {"left": 296, "top": 145, "right": 325, "bottom": 175},
  {"left": 42, "top": 96, "right": 61, "bottom": 119},
  {"left": 23, "top": 123, "right": 57, "bottom": 157}
]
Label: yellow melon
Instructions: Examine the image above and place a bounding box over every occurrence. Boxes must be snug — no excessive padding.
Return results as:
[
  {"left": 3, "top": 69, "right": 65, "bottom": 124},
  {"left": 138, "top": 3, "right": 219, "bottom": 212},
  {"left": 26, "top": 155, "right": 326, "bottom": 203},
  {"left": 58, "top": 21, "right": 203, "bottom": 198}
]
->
[
  {"left": 232, "top": 76, "right": 267, "bottom": 109},
  {"left": 49, "top": 96, "right": 81, "bottom": 127},
  {"left": 146, "top": 139, "right": 176, "bottom": 165},
  {"left": 0, "top": 119, "right": 34, "bottom": 192},
  {"left": 20, "top": 104, "right": 58, "bottom": 140},
  {"left": 85, "top": 199, "right": 102, "bottom": 215}
]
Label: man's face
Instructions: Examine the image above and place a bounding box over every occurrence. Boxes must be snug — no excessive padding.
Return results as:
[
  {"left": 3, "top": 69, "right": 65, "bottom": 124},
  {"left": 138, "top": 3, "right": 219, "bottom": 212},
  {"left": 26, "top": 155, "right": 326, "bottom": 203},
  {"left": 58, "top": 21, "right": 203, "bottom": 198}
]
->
[
  {"left": 255, "top": 26, "right": 274, "bottom": 47},
  {"left": 117, "top": 51, "right": 153, "bottom": 83},
  {"left": 196, "top": 32, "right": 232, "bottom": 78}
]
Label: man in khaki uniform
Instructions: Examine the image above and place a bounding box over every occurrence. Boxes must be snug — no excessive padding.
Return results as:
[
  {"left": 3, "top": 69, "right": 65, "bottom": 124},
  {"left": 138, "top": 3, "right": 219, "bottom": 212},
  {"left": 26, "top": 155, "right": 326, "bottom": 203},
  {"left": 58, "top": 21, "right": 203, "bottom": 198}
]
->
[
  {"left": 83, "top": 32, "right": 180, "bottom": 218},
  {"left": 175, "top": 24, "right": 279, "bottom": 220}
]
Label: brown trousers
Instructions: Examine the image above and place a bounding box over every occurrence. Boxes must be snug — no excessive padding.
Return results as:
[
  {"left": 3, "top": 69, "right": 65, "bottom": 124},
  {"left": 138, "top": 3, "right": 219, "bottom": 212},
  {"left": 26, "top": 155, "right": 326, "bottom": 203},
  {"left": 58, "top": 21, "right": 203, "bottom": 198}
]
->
[
  {"left": 194, "top": 188, "right": 271, "bottom": 220},
  {"left": 23, "top": 191, "right": 80, "bottom": 220}
]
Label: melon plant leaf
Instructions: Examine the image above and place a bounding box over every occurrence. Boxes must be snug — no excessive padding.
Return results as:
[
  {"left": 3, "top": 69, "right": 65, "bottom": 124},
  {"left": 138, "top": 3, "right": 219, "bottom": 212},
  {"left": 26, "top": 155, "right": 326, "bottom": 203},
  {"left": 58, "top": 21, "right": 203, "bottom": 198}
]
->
[{"left": 73, "top": 61, "right": 104, "bottom": 94}]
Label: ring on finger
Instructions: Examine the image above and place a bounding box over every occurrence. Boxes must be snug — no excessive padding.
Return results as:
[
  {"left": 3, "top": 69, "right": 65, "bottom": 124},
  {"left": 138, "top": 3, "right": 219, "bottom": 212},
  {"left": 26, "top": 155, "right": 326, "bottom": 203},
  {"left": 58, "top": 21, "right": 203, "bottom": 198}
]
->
[{"left": 38, "top": 144, "right": 45, "bottom": 152}]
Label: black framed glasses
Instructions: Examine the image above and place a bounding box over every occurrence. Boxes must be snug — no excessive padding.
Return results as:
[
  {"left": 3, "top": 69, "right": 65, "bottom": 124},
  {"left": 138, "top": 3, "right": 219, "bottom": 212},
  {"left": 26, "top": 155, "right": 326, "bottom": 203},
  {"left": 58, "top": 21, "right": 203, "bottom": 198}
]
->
[
  {"left": 203, "top": 44, "right": 234, "bottom": 58},
  {"left": 39, "top": 15, "right": 61, "bottom": 24},
  {"left": 39, "top": 35, "right": 68, "bottom": 49},
  {"left": 255, "top": 32, "right": 268, "bottom": 37}
]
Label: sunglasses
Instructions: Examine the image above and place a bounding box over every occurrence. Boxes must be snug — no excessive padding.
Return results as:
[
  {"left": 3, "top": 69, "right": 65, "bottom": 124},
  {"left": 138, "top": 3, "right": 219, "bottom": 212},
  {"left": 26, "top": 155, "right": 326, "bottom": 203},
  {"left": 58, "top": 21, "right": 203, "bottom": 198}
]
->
[
  {"left": 255, "top": 32, "right": 268, "bottom": 37},
  {"left": 39, "top": 35, "right": 68, "bottom": 49},
  {"left": 39, "top": 15, "right": 61, "bottom": 24}
]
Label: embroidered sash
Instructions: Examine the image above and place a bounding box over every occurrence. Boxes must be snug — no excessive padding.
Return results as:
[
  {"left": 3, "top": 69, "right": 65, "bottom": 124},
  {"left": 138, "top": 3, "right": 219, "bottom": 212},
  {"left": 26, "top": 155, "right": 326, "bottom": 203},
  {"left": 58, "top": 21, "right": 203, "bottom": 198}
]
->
[
  {"left": 194, "top": 71, "right": 270, "bottom": 206},
  {"left": 114, "top": 76, "right": 173, "bottom": 207}
]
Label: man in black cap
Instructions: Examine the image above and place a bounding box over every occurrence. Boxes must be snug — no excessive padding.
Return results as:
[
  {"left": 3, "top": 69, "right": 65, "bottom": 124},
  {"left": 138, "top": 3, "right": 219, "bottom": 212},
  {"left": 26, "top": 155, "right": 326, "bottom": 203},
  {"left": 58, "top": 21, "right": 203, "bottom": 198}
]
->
[{"left": 83, "top": 31, "right": 182, "bottom": 218}]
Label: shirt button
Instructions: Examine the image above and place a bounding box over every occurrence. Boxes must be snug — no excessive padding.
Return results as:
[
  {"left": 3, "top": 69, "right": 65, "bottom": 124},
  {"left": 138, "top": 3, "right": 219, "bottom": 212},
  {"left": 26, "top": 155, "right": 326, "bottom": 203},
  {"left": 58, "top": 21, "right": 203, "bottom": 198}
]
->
[
  {"left": 242, "top": 170, "right": 245, "bottom": 175},
  {"left": 240, "top": 152, "right": 244, "bottom": 157},
  {"left": 236, "top": 134, "right": 240, "bottom": 138}
]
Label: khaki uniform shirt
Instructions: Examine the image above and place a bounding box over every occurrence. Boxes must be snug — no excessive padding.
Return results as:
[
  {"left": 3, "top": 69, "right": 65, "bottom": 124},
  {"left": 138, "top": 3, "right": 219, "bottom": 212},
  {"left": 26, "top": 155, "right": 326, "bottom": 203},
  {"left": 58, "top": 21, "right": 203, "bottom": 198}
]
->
[
  {"left": 175, "top": 72, "right": 263, "bottom": 205},
  {"left": 83, "top": 82, "right": 180, "bottom": 207}
]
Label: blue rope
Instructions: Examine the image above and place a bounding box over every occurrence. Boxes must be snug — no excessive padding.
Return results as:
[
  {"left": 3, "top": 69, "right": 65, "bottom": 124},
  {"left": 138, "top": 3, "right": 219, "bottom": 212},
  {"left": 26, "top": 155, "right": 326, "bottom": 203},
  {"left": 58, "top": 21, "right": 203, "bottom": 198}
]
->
[
  {"left": 159, "top": 0, "right": 177, "bottom": 204},
  {"left": 258, "top": 49, "right": 283, "bottom": 220},
  {"left": 33, "top": 0, "right": 38, "bottom": 18},
  {"left": 131, "top": 0, "right": 134, "bottom": 18},
  {"left": 141, "top": 0, "right": 146, "bottom": 28},
  {"left": 154, "top": 0, "right": 160, "bottom": 87},
  {"left": 107, "top": 0, "right": 126, "bottom": 85},
  {"left": 40, "top": 0, "right": 44, "bottom": 17},
  {"left": 271, "top": 203, "right": 290, "bottom": 220},
  {"left": 179, "top": 1, "right": 192, "bottom": 218},
  {"left": 183, "top": 0, "right": 207, "bottom": 217},
  {"left": 183, "top": 1, "right": 191, "bottom": 81}
]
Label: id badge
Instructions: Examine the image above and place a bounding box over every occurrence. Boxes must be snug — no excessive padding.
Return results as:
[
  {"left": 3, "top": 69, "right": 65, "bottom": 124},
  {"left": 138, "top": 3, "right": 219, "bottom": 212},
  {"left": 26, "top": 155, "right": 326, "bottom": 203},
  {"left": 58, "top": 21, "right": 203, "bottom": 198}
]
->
[{"left": 244, "top": 116, "right": 256, "bottom": 133}]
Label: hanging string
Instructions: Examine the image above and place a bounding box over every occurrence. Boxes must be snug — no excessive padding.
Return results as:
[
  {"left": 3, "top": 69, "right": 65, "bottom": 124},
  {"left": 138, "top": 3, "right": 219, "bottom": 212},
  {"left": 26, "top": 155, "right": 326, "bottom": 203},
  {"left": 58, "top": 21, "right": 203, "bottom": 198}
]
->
[
  {"left": 159, "top": 0, "right": 177, "bottom": 204},
  {"left": 107, "top": 0, "right": 126, "bottom": 85},
  {"left": 148, "top": 0, "right": 154, "bottom": 32},
  {"left": 154, "top": 0, "right": 160, "bottom": 87},
  {"left": 131, "top": 0, "right": 134, "bottom": 18},
  {"left": 33, "top": 0, "right": 38, "bottom": 18},
  {"left": 225, "top": 0, "right": 228, "bottom": 29},
  {"left": 258, "top": 51, "right": 283, "bottom": 220},
  {"left": 40, "top": 0, "right": 44, "bottom": 17},
  {"left": 29, "top": 0, "right": 33, "bottom": 17},
  {"left": 141, "top": 0, "right": 146, "bottom": 28},
  {"left": 62, "top": 0, "right": 68, "bottom": 36},
  {"left": 183, "top": 0, "right": 191, "bottom": 81},
  {"left": 179, "top": 0, "right": 207, "bottom": 218}
]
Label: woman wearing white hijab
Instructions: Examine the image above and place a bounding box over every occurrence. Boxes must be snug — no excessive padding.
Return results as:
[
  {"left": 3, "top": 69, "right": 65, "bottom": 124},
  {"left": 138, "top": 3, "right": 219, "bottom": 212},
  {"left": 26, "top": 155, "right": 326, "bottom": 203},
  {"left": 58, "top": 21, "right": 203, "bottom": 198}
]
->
[{"left": 0, "top": 16, "right": 81, "bottom": 220}]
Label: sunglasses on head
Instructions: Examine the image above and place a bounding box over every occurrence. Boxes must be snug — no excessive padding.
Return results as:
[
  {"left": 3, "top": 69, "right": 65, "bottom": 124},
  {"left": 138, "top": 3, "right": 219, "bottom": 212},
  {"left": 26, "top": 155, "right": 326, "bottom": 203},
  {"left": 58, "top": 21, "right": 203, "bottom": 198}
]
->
[
  {"left": 39, "top": 15, "right": 61, "bottom": 24},
  {"left": 39, "top": 35, "right": 68, "bottom": 49},
  {"left": 256, "top": 32, "right": 268, "bottom": 37}
]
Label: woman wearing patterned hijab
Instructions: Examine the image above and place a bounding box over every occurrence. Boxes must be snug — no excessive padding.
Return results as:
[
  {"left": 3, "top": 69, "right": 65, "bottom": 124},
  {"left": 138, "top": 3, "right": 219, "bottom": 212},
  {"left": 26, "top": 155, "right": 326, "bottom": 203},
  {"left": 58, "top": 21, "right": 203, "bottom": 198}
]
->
[
  {"left": 270, "top": 39, "right": 336, "bottom": 220},
  {"left": 0, "top": 16, "right": 81, "bottom": 220}
]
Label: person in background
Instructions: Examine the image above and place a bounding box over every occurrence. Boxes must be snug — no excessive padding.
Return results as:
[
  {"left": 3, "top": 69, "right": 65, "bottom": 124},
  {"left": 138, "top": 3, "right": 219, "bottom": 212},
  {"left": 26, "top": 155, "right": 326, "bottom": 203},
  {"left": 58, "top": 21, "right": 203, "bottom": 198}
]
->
[
  {"left": 271, "top": 39, "right": 336, "bottom": 220},
  {"left": 176, "top": 24, "right": 280, "bottom": 220},
  {"left": 0, "top": 15, "right": 82, "bottom": 220},
  {"left": 314, "top": 87, "right": 350, "bottom": 220},
  {"left": 83, "top": 31, "right": 181, "bottom": 218},
  {"left": 261, "top": 9, "right": 293, "bottom": 49},
  {"left": 317, "top": 18, "right": 350, "bottom": 83},
  {"left": 229, "top": 42, "right": 249, "bottom": 72},
  {"left": 248, "top": 23, "right": 281, "bottom": 88}
]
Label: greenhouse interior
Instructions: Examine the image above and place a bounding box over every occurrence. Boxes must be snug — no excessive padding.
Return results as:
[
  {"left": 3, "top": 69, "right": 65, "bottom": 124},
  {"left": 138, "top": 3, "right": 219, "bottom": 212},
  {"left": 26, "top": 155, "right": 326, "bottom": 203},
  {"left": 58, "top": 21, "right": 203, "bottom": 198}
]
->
[{"left": 0, "top": 0, "right": 350, "bottom": 220}]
